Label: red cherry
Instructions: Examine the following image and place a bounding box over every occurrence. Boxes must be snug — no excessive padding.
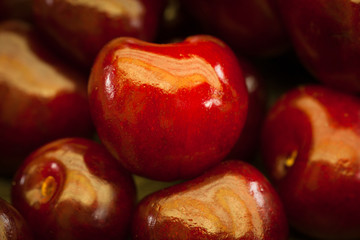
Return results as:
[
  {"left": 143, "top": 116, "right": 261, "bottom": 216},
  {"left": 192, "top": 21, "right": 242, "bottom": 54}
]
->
[
  {"left": 132, "top": 160, "right": 288, "bottom": 240},
  {"left": 11, "top": 138, "right": 136, "bottom": 240},
  {"left": 276, "top": 0, "right": 360, "bottom": 93},
  {"left": 262, "top": 85, "right": 360, "bottom": 239},
  {"left": 182, "top": 0, "right": 289, "bottom": 57},
  {"left": 0, "top": 20, "right": 94, "bottom": 176},
  {"left": 32, "top": 0, "right": 166, "bottom": 67},
  {"left": 88, "top": 35, "right": 249, "bottom": 181}
]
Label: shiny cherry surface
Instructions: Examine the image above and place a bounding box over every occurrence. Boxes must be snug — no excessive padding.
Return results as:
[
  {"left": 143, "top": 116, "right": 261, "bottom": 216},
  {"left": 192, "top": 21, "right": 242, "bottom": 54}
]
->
[
  {"left": 132, "top": 160, "right": 288, "bottom": 240},
  {"left": 0, "top": 198, "right": 33, "bottom": 240},
  {"left": 276, "top": 0, "right": 360, "bottom": 93},
  {"left": 262, "top": 85, "right": 360, "bottom": 239},
  {"left": 11, "top": 138, "right": 136, "bottom": 240},
  {"left": 32, "top": 0, "right": 165, "bottom": 67},
  {"left": 88, "top": 35, "right": 248, "bottom": 181}
]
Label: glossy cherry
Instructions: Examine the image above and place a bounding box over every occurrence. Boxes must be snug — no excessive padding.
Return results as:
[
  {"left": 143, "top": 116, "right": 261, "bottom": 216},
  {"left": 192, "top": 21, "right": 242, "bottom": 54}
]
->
[
  {"left": 11, "top": 138, "right": 136, "bottom": 240},
  {"left": 0, "top": 21, "right": 94, "bottom": 176},
  {"left": 261, "top": 85, "right": 360, "bottom": 239},
  {"left": 132, "top": 160, "right": 288, "bottom": 240},
  {"left": 276, "top": 0, "right": 360, "bottom": 93},
  {"left": 32, "top": 0, "right": 165, "bottom": 67},
  {"left": 182, "top": 0, "right": 289, "bottom": 57},
  {"left": 88, "top": 35, "right": 249, "bottom": 181},
  {"left": 0, "top": 198, "right": 33, "bottom": 240}
]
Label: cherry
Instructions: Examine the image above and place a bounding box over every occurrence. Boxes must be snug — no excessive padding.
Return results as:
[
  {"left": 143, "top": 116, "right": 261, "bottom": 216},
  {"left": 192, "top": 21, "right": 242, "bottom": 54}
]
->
[
  {"left": 11, "top": 138, "right": 136, "bottom": 240},
  {"left": 132, "top": 160, "right": 288, "bottom": 240},
  {"left": 0, "top": 198, "right": 33, "bottom": 240},
  {"left": 262, "top": 85, "right": 360, "bottom": 239},
  {"left": 88, "top": 35, "right": 248, "bottom": 181}
]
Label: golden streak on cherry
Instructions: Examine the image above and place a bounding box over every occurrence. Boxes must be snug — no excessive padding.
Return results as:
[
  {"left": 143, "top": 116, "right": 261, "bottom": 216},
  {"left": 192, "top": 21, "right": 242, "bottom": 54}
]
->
[
  {"left": 0, "top": 228, "right": 5, "bottom": 240},
  {"left": 157, "top": 175, "right": 263, "bottom": 238},
  {"left": 0, "top": 212, "right": 9, "bottom": 239},
  {"left": 0, "top": 21, "right": 75, "bottom": 97},
  {"left": 24, "top": 148, "right": 115, "bottom": 211},
  {"left": 115, "top": 48, "right": 223, "bottom": 93},
  {"left": 44, "top": 149, "right": 115, "bottom": 209},
  {"left": 65, "top": 0, "right": 144, "bottom": 20},
  {"left": 295, "top": 96, "right": 359, "bottom": 172}
]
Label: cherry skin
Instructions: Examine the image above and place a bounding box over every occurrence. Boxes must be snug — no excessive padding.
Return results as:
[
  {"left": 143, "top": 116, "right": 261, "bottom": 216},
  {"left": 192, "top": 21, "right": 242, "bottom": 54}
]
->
[
  {"left": 32, "top": 0, "right": 165, "bottom": 67},
  {"left": 276, "top": 0, "right": 360, "bottom": 93},
  {"left": 261, "top": 85, "right": 360, "bottom": 239},
  {"left": 182, "top": 0, "right": 289, "bottom": 57},
  {"left": 0, "top": 198, "right": 33, "bottom": 240},
  {"left": 11, "top": 138, "right": 136, "bottom": 240},
  {"left": 132, "top": 160, "right": 288, "bottom": 240},
  {"left": 88, "top": 35, "right": 249, "bottom": 181},
  {"left": 226, "top": 59, "right": 267, "bottom": 161},
  {"left": 0, "top": 21, "right": 94, "bottom": 176}
]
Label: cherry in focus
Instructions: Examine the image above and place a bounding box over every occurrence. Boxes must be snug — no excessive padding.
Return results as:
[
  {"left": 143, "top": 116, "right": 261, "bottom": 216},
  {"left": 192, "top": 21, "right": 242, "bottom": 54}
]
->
[
  {"left": 88, "top": 35, "right": 249, "bottom": 181},
  {"left": 132, "top": 160, "right": 288, "bottom": 240}
]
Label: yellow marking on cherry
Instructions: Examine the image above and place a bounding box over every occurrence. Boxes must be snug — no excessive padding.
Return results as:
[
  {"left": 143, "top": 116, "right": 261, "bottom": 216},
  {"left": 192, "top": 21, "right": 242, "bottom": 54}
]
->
[
  {"left": 41, "top": 176, "right": 57, "bottom": 203},
  {"left": 285, "top": 150, "right": 297, "bottom": 168},
  {"left": 115, "top": 48, "right": 223, "bottom": 93}
]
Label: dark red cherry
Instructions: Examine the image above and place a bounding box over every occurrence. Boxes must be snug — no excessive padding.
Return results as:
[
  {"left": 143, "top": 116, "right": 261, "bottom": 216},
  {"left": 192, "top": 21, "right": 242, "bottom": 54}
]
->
[
  {"left": 0, "top": 21, "right": 94, "bottom": 176},
  {"left": 11, "top": 138, "right": 136, "bottom": 240},
  {"left": 32, "top": 0, "right": 166, "bottom": 67},
  {"left": 262, "top": 85, "right": 360, "bottom": 239}
]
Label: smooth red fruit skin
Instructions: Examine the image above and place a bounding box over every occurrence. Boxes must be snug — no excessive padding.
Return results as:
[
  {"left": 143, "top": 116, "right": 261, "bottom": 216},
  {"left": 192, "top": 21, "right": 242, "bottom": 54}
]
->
[
  {"left": 88, "top": 35, "right": 249, "bottom": 181},
  {"left": 11, "top": 138, "right": 136, "bottom": 240},
  {"left": 32, "top": 0, "right": 165, "bottom": 67},
  {"left": 227, "top": 60, "right": 267, "bottom": 161},
  {"left": 132, "top": 160, "right": 288, "bottom": 240},
  {"left": 0, "top": 21, "right": 94, "bottom": 176},
  {"left": 182, "top": 0, "right": 289, "bottom": 57},
  {"left": 276, "top": 0, "right": 360, "bottom": 93},
  {"left": 261, "top": 85, "right": 360, "bottom": 239},
  {"left": 0, "top": 198, "right": 33, "bottom": 240}
]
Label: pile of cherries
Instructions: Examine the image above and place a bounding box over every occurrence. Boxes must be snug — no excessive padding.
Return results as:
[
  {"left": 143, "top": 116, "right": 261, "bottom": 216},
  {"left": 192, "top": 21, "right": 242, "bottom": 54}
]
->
[{"left": 1, "top": 0, "right": 360, "bottom": 239}]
